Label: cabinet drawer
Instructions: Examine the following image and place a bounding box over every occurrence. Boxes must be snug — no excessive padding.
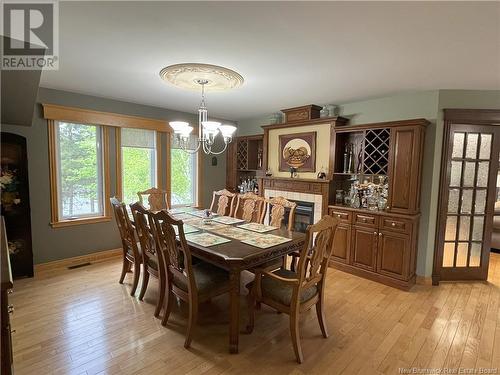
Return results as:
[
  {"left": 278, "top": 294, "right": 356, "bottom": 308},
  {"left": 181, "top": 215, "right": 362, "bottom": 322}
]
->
[
  {"left": 381, "top": 217, "right": 411, "bottom": 233},
  {"left": 354, "top": 213, "right": 378, "bottom": 227},
  {"left": 328, "top": 208, "right": 351, "bottom": 223}
]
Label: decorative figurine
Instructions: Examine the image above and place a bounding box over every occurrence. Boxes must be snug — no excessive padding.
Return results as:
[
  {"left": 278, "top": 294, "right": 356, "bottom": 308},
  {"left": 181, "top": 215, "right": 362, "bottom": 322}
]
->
[{"left": 317, "top": 166, "right": 327, "bottom": 179}]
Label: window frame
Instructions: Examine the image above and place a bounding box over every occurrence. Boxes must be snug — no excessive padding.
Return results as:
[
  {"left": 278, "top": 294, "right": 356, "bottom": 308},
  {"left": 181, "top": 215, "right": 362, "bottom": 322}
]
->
[
  {"left": 48, "top": 120, "right": 112, "bottom": 228},
  {"left": 170, "top": 135, "right": 201, "bottom": 208},
  {"left": 116, "top": 127, "right": 162, "bottom": 204}
]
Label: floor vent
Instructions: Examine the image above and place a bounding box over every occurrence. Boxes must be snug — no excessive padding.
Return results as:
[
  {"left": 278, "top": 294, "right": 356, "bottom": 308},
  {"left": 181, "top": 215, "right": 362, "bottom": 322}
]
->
[{"left": 67, "top": 262, "right": 91, "bottom": 270}]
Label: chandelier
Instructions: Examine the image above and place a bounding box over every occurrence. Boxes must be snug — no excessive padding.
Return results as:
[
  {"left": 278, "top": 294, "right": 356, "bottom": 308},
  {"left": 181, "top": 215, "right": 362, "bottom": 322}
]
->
[{"left": 160, "top": 63, "right": 243, "bottom": 155}]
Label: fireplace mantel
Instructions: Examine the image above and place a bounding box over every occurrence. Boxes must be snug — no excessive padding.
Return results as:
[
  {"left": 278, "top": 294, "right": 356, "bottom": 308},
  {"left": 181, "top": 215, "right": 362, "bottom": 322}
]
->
[{"left": 259, "top": 176, "right": 331, "bottom": 217}]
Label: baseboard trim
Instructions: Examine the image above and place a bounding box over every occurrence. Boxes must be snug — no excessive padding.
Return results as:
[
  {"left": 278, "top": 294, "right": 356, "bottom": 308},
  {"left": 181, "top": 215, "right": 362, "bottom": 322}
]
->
[
  {"left": 34, "top": 248, "right": 122, "bottom": 274},
  {"left": 416, "top": 275, "right": 432, "bottom": 285}
]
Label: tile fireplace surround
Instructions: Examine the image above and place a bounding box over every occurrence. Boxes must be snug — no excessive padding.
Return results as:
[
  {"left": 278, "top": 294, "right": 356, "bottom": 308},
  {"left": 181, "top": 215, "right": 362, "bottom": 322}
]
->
[
  {"left": 264, "top": 189, "right": 323, "bottom": 224},
  {"left": 259, "top": 176, "right": 331, "bottom": 224}
]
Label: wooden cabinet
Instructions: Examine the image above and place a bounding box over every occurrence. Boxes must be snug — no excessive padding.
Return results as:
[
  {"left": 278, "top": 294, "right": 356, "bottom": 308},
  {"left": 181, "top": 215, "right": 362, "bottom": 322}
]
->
[
  {"left": 226, "top": 135, "right": 263, "bottom": 192},
  {"left": 328, "top": 118, "right": 426, "bottom": 290},
  {"left": 328, "top": 206, "right": 419, "bottom": 290},
  {"left": 377, "top": 230, "right": 410, "bottom": 280},
  {"left": 352, "top": 225, "right": 378, "bottom": 271},
  {"left": 387, "top": 125, "right": 425, "bottom": 214},
  {"left": 331, "top": 223, "right": 351, "bottom": 264}
]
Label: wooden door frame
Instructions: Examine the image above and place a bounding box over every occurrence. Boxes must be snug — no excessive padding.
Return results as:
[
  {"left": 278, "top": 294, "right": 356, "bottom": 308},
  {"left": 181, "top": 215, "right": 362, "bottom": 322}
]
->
[{"left": 432, "top": 109, "right": 500, "bottom": 285}]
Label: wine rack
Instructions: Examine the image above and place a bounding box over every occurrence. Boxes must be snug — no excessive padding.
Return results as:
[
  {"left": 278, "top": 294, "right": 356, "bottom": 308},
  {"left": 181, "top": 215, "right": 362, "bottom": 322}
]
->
[
  {"left": 237, "top": 139, "right": 248, "bottom": 170},
  {"left": 363, "top": 128, "right": 390, "bottom": 175}
]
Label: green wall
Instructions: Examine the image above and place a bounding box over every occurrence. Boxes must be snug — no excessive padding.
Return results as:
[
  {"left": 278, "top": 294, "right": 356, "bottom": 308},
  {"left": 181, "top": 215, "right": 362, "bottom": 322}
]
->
[
  {"left": 2, "top": 87, "right": 231, "bottom": 264},
  {"left": 237, "top": 90, "right": 500, "bottom": 277}
]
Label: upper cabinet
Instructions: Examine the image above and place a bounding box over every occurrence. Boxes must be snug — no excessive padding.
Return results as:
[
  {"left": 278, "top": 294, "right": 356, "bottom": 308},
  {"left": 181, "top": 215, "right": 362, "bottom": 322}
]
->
[
  {"left": 387, "top": 124, "right": 426, "bottom": 214},
  {"left": 226, "top": 134, "right": 264, "bottom": 192},
  {"left": 331, "top": 119, "right": 428, "bottom": 215}
]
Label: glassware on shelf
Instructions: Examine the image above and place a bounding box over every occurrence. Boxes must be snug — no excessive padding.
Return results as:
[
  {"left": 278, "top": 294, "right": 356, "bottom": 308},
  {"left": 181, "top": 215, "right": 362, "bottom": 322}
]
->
[{"left": 335, "top": 190, "right": 344, "bottom": 205}]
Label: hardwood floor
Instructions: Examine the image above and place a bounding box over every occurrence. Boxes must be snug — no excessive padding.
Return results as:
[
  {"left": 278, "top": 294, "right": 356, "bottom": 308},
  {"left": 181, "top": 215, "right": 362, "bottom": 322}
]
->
[{"left": 9, "top": 253, "right": 500, "bottom": 374}]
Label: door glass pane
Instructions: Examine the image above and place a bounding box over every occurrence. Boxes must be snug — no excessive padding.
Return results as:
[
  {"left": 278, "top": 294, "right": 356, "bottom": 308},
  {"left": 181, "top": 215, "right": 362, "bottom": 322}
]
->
[
  {"left": 463, "top": 162, "right": 476, "bottom": 187},
  {"left": 452, "top": 132, "right": 465, "bottom": 158},
  {"left": 479, "top": 134, "right": 492, "bottom": 159},
  {"left": 445, "top": 216, "right": 457, "bottom": 241},
  {"left": 477, "top": 162, "right": 489, "bottom": 187},
  {"left": 458, "top": 216, "right": 470, "bottom": 241},
  {"left": 475, "top": 190, "right": 487, "bottom": 214},
  {"left": 448, "top": 189, "right": 460, "bottom": 213},
  {"left": 469, "top": 243, "right": 481, "bottom": 267},
  {"left": 450, "top": 161, "right": 462, "bottom": 187},
  {"left": 456, "top": 243, "right": 468, "bottom": 267},
  {"left": 443, "top": 242, "right": 455, "bottom": 267},
  {"left": 461, "top": 190, "right": 473, "bottom": 214},
  {"left": 472, "top": 217, "right": 484, "bottom": 241},
  {"left": 466, "top": 134, "right": 479, "bottom": 158}
]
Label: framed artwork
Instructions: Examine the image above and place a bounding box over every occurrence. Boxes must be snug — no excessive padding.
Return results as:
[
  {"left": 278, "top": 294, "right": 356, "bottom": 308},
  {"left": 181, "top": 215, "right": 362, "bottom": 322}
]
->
[{"left": 279, "top": 131, "right": 316, "bottom": 172}]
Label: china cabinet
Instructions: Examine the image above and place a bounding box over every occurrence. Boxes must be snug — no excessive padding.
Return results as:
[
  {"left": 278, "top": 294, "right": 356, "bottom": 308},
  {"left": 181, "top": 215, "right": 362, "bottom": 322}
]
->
[
  {"left": 329, "top": 118, "right": 428, "bottom": 289},
  {"left": 226, "top": 134, "right": 264, "bottom": 192}
]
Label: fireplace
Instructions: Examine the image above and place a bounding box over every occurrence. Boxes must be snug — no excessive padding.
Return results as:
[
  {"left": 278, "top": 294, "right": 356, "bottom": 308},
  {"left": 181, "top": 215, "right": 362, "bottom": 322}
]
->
[{"left": 269, "top": 198, "right": 315, "bottom": 233}]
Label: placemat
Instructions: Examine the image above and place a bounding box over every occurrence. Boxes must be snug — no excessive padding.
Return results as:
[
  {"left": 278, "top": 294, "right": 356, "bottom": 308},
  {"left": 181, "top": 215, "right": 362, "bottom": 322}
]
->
[
  {"left": 185, "top": 233, "right": 231, "bottom": 247},
  {"left": 174, "top": 224, "right": 199, "bottom": 235},
  {"left": 241, "top": 234, "right": 292, "bottom": 249},
  {"left": 211, "top": 226, "right": 259, "bottom": 241},
  {"left": 183, "top": 218, "right": 227, "bottom": 231},
  {"left": 237, "top": 222, "right": 278, "bottom": 233},
  {"left": 212, "top": 216, "right": 245, "bottom": 225}
]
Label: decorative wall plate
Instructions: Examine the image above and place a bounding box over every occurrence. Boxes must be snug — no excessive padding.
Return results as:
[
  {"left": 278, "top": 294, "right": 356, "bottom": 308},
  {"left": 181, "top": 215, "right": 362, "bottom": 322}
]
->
[{"left": 159, "top": 63, "right": 244, "bottom": 91}]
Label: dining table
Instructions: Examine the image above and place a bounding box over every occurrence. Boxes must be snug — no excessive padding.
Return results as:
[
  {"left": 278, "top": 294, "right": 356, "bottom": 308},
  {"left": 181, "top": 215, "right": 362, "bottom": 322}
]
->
[{"left": 127, "top": 206, "right": 306, "bottom": 354}]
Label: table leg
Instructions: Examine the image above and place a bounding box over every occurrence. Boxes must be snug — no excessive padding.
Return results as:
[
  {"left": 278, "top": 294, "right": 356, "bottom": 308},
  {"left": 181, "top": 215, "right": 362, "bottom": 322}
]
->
[{"left": 229, "top": 269, "right": 240, "bottom": 354}]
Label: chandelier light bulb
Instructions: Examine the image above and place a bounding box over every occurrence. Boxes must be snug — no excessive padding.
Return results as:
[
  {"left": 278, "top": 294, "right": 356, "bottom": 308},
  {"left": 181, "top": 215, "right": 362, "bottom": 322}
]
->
[{"left": 169, "top": 121, "right": 190, "bottom": 134}]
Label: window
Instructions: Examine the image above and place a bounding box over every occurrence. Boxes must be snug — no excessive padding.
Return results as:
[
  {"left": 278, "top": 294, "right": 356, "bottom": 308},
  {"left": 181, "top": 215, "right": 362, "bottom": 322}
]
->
[
  {"left": 50, "top": 121, "right": 110, "bottom": 226},
  {"left": 120, "top": 128, "right": 157, "bottom": 203},
  {"left": 171, "top": 145, "right": 197, "bottom": 207}
]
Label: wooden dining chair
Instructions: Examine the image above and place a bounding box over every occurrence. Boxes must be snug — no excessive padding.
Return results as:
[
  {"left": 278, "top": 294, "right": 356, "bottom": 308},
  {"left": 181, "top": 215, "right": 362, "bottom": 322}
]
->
[
  {"left": 247, "top": 215, "right": 338, "bottom": 363},
  {"left": 150, "top": 210, "right": 231, "bottom": 348},
  {"left": 209, "top": 189, "right": 236, "bottom": 216},
  {"left": 110, "top": 197, "right": 142, "bottom": 296},
  {"left": 261, "top": 196, "right": 297, "bottom": 231},
  {"left": 130, "top": 202, "right": 166, "bottom": 317},
  {"left": 233, "top": 192, "right": 265, "bottom": 222},
  {"left": 137, "top": 187, "right": 169, "bottom": 211}
]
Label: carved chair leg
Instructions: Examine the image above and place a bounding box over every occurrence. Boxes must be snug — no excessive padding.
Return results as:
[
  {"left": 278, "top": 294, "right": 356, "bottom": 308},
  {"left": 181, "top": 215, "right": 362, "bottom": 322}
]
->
[
  {"left": 119, "top": 258, "right": 129, "bottom": 284},
  {"left": 161, "top": 288, "right": 173, "bottom": 326},
  {"left": 316, "top": 299, "right": 328, "bottom": 338},
  {"left": 184, "top": 299, "right": 198, "bottom": 348},
  {"left": 246, "top": 291, "right": 256, "bottom": 334},
  {"left": 290, "top": 308, "right": 304, "bottom": 364},
  {"left": 138, "top": 269, "right": 149, "bottom": 301},
  {"left": 155, "top": 275, "right": 166, "bottom": 318},
  {"left": 130, "top": 261, "right": 141, "bottom": 296}
]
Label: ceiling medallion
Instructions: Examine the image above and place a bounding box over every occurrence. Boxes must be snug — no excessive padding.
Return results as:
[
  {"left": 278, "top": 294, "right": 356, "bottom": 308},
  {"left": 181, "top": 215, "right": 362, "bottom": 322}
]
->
[{"left": 159, "top": 63, "right": 244, "bottom": 91}]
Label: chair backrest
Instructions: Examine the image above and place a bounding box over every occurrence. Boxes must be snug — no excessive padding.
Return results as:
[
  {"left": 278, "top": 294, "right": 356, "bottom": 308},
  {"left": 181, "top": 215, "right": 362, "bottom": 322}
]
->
[
  {"left": 296, "top": 215, "right": 338, "bottom": 293},
  {"left": 149, "top": 210, "right": 196, "bottom": 294},
  {"left": 209, "top": 189, "right": 236, "bottom": 216},
  {"left": 110, "top": 196, "right": 138, "bottom": 257},
  {"left": 234, "top": 192, "right": 264, "bottom": 222},
  {"left": 137, "top": 187, "right": 169, "bottom": 211},
  {"left": 261, "top": 196, "right": 297, "bottom": 231},
  {"left": 129, "top": 202, "right": 156, "bottom": 261}
]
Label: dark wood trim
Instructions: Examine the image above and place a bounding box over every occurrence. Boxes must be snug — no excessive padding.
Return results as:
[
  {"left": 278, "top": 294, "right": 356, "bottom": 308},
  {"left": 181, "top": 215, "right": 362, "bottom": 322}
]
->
[
  {"left": 261, "top": 116, "right": 349, "bottom": 130},
  {"left": 332, "top": 118, "right": 430, "bottom": 132},
  {"left": 433, "top": 117, "right": 500, "bottom": 285},
  {"left": 443, "top": 109, "right": 500, "bottom": 124}
]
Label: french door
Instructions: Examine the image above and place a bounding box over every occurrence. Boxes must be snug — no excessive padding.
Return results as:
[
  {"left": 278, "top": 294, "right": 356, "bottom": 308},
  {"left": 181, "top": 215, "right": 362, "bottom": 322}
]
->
[{"left": 434, "top": 116, "right": 500, "bottom": 283}]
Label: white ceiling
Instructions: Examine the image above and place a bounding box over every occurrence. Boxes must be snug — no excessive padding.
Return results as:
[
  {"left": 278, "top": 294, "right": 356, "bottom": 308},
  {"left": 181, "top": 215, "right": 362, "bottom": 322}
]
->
[{"left": 40, "top": 1, "right": 500, "bottom": 121}]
